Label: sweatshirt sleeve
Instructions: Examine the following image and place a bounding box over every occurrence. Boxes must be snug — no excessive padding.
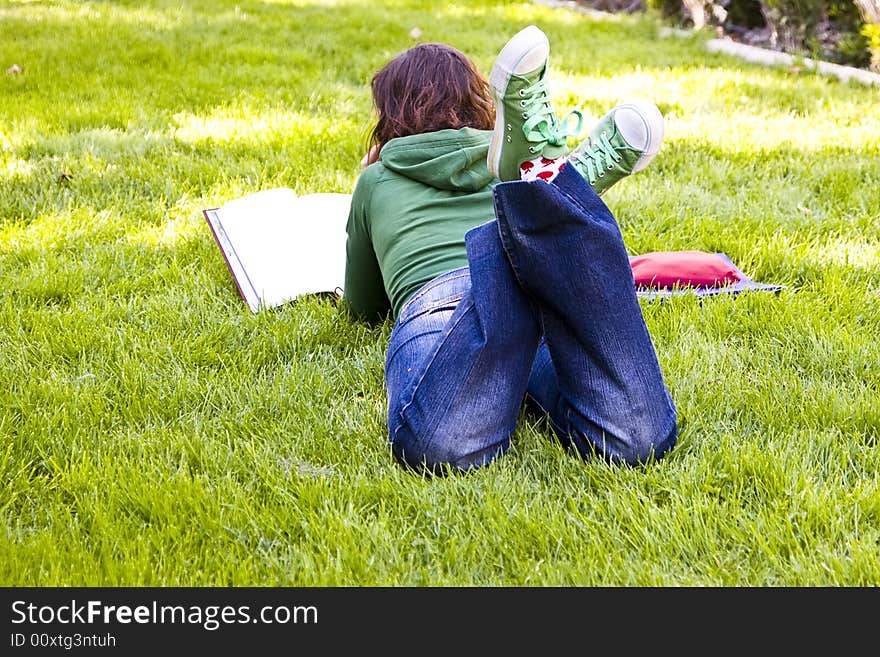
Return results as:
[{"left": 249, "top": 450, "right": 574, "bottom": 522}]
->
[{"left": 343, "top": 166, "right": 391, "bottom": 322}]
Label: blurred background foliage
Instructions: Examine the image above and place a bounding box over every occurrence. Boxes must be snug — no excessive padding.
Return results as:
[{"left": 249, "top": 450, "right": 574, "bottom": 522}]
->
[{"left": 580, "top": 0, "right": 880, "bottom": 70}]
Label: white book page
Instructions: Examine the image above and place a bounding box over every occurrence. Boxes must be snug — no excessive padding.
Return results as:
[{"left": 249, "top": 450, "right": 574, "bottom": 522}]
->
[{"left": 216, "top": 188, "right": 351, "bottom": 310}]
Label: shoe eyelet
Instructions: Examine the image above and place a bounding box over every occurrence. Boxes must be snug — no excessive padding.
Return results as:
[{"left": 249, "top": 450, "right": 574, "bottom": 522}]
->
[
  {"left": 607, "top": 164, "right": 614, "bottom": 170},
  {"left": 522, "top": 112, "right": 528, "bottom": 119},
  {"left": 520, "top": 100, "right": 526, "bottom": 107},
  {"left": 506, "top": 124, "right": 511, "bottom": 131},
  {"left": 519, "top": 89, "right": 525, "bottom": 97},
  {"left": 598, "top": 172, "right": 604, "bottom": 177},
  {"left": 528, "top": 147, "right": 536, "bottom": 153},
  {"left": 506, "top": 136, "right": 511, "bottom": 143}
]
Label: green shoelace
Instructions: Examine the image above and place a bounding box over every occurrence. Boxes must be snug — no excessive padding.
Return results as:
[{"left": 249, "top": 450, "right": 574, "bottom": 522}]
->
[
  {"left": 569, "top": 131, "right": 622, "bottom": 184},
  {"left": 519, "top": 78, "right": 583, "bottom": 154}
]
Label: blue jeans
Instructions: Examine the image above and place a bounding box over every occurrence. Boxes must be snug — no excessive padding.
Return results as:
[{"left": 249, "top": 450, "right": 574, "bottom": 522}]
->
[{"left": 384, "top": 164, "right": 677, "bottom": 472}]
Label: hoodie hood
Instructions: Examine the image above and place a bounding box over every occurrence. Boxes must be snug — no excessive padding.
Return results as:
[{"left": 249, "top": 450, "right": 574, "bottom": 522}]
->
[{"left": 378, "top": 127, "right": 494, "bottom": 193}]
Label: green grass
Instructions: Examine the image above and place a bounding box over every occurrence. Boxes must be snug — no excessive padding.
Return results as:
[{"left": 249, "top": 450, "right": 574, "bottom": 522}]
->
[{"left": 1, "top": 0, "right": 878, "bottom": 586}]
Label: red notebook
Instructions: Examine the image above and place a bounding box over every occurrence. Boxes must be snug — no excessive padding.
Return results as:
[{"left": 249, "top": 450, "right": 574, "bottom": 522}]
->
[{"left": 629, "top": 251, "right": 784, "bottom": 300}]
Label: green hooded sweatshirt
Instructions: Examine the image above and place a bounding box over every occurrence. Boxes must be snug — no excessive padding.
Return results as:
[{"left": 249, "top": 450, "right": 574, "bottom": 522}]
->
[{"left": 343, "top": 127, "right": 496, "bottom": 322}]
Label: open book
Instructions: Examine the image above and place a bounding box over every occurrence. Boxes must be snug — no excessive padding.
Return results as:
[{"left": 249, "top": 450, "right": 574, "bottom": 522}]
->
[{"left": 204, "top": 188, "right": 351, "bottom": 312}]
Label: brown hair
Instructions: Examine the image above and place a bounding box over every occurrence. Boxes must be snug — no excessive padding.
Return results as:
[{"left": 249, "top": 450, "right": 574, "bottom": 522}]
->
[{"left": 368, "top": 43, "right": 494, "bottom": 151}]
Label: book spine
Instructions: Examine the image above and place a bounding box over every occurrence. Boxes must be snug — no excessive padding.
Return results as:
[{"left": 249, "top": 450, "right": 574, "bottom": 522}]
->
[{"left": 203, "top": 209, "right": 261, "bottom": 312}]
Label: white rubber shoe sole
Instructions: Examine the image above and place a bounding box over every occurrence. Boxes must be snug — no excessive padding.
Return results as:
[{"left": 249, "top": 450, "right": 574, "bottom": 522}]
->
[{"left": 597, "top": 98, "right": 665, "bottom": 172}]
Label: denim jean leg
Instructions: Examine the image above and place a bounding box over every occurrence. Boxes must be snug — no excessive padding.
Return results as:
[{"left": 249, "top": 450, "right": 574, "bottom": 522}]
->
[
  {"left": 385, "top": 220, "right": 541, "bottom": 472},
  {"left": 495, "top": 164, "right": 678, "bottom": 465}
]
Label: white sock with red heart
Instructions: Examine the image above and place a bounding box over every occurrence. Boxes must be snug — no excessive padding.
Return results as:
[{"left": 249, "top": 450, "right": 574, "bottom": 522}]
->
[{"left": 519, "top": 156, "right": 566, "bottom": 182}]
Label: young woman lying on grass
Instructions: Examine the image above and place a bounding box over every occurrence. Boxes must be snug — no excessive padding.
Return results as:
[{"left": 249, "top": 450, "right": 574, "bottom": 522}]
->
[{"left": 343, "top": 25, "right": 677, "bottom": 473}]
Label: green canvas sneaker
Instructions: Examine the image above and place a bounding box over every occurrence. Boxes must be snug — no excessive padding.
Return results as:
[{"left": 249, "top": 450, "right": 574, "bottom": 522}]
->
[
  {"left": 567, "top": 98, "right": 665, "bottom": 196},
  {"left": 487, "top": 25, "right": 581, "bottom": 182}
]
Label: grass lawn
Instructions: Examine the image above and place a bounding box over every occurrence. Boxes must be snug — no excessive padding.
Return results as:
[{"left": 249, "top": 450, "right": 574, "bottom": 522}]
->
[{"left": 1, "top": 0, "right": 878, "bottom": 587}]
